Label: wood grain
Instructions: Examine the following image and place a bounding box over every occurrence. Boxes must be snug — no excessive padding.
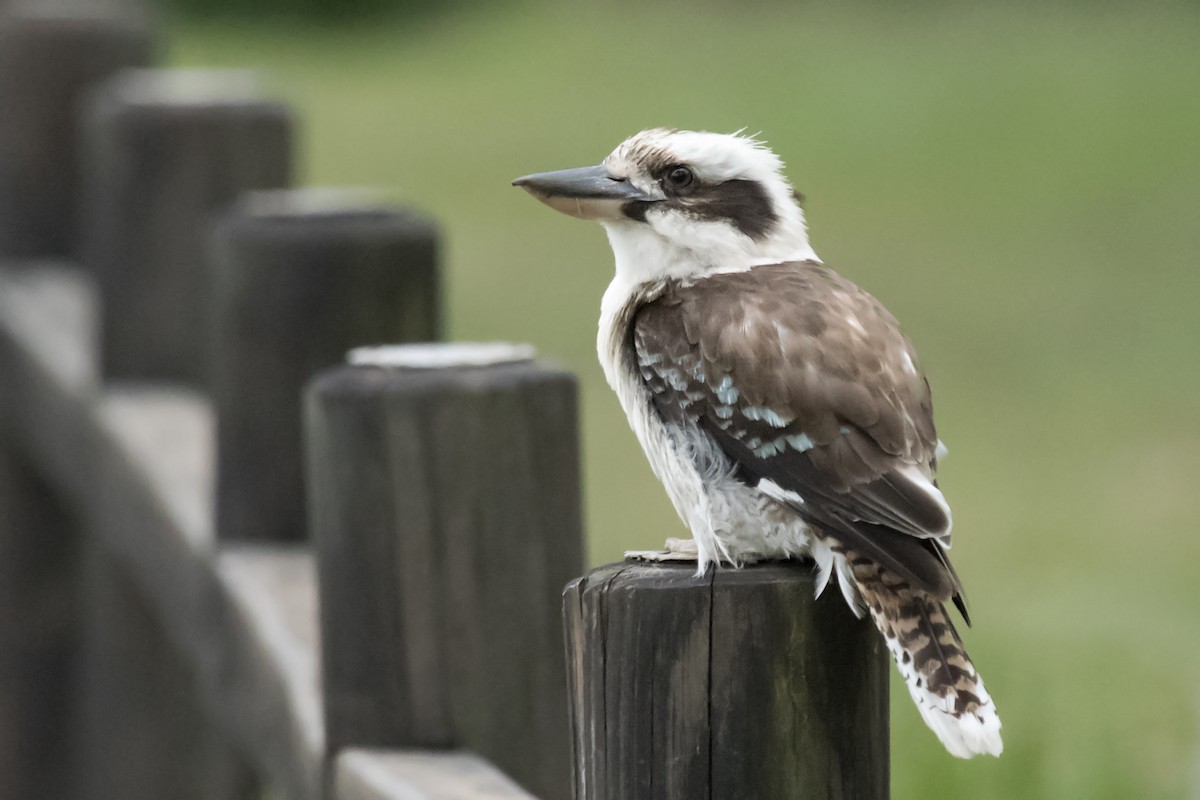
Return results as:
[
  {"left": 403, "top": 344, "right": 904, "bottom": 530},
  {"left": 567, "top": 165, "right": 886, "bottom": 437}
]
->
[
  {"left": 0, "top": 6, "right": 154, "bottom": 258},
  {"left": 564, "top": 560, "right": 890, "bottom": 800},
  {"left": 307, "top": 355, "right": 583, "bottom": 799},
  {"left": 81, "top": 69, "right": 293, "bottom": 383},
  {"left": 210, "top": 194, "right": 439, "bottom": 542}
]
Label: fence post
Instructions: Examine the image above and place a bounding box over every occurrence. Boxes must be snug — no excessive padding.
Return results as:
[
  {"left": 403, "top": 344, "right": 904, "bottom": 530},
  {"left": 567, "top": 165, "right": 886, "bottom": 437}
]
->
[
  {"left": 67, "top": 69, "right": 280, "bottom": 800},
  {"left": 0, "top": 8, "right": 152, "bottom": 796},
  {"left": 210, "top": 191, "right": 440, "bottom": 543},
  {"left": 306, "top": 344, "right": 584, "bottom": 798},
  {"left": 564, "top": 561, "right": 890, "bottom": 800},
  {"left": 81, "top": 68, "right": 293, "bottom": 384},
  {"left": 0, "top": 444, "right": 81, "bottom": 799},
  {"left": 76, "top": 543, "right": 260, "bottom": 800},
  {"left": 0, "top": 3, "right": 154, "bottom": 258}
]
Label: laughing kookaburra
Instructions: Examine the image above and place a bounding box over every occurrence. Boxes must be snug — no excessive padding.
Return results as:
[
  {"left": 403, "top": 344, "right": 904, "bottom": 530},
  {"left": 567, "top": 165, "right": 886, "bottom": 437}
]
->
[{"left": 514, "top": 128, "right": 1002, "bottom": 758}]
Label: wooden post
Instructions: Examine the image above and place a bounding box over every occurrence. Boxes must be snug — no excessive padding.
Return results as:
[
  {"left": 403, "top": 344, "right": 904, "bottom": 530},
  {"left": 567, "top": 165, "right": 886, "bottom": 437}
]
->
[
  {"left": 0, "top": 3, "right": 154, "bottom": 258},
  {"left": 75, "top": 542, "right": 260, "bottom": 800},
  {"left": 564, "top": 560, "right": 890, "bottom": 800},
  {"left": 0, "top": 263, "right": 258, "bottom": 797},
  {"left": 0, "top": 443, "right": 80, "bottom": 800},
  {"left": 211, "top": 190, "right": 440, "bottom": 543},
  {"left": 306, "top": 344, "right": 583, "bottom": 799},
  {"left": 80, "top": 68, "right": 293, "bottom": 384}
]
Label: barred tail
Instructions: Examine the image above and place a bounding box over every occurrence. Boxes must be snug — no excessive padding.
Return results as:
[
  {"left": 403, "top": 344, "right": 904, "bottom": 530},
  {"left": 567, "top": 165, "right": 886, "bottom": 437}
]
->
[{"left": 854, "top": 567, "right": 1003, "bottom": 758}]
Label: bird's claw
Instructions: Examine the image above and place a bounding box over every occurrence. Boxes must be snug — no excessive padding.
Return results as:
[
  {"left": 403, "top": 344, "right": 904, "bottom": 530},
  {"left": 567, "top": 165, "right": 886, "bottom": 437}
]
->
[{"left": 624, "top": 537, "right": 700, "bottom": 562}]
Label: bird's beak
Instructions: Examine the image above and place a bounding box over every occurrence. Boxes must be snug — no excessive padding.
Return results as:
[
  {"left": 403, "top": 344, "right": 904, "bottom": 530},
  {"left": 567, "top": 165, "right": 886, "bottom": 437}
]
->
[{"left": 512, "top": 165, "right": 655, "bottom": 221}]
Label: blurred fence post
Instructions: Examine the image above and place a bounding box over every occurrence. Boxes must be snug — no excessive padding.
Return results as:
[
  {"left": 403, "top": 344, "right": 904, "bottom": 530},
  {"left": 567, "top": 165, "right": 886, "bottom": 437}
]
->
[
  {"left": 81, "top": 68, "right": 293, "bottom": 384},
  {"left": 0, "top": 3, "right": 154, "bottom": 258},
  {"left": 76, "top": 543, "right": 260, "bottom": 800},
  {"left": 210, "top": 191, "right": 440, "bottom": 543},
  {"left": 563, "top": 561, "right": 891, "bottom": 800},
  {"left": 306, "top": 344, "right": 584, "bottom": 798},
  {"left": 0, "top": 9, "right": 151, "bottom": 795},
  {"left": 68, "top": 70, "right": 274, "bottom": 799},
  {"left": 0, "top": 442, "right": 81, "bottom": 799}
]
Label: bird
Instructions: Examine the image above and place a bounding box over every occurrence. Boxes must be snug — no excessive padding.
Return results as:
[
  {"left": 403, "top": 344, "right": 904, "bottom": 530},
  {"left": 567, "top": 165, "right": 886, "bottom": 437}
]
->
[{"left": 513, "top": 128, "right": 1002, "bottom": 759}]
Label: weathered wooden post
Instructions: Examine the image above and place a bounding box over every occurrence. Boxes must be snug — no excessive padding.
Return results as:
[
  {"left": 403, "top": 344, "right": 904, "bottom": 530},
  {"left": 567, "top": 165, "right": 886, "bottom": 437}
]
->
[
  {"left": 75, "top": 544, "right": 260, "bottom": 800},
  {"left": 0, "top": 6, "right": 152, "bottom": 796},
  {"left": 81, "top": 68, "right": 293, "bottom": 384},
  {"left": 306, "top": 344, "right": 584, "bottom": 798},
  {"left": 564, "top": 560, "right": 890, "bottom": 800},
  {"left": 0, "top": 2, "right": 154, "bottom": 258},
  {"left": 0, "top": 446, "right": 80, "bottom": 800},
  {"left": 66, "top": 69, "right": 273, "bottom": 800},
  {"left": 211, "top": 191, "right": 440, "bottom": 543}
]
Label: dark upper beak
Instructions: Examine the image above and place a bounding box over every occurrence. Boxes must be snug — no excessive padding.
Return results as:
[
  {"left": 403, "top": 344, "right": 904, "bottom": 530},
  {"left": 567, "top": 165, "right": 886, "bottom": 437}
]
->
[{"left": 512, "top": 165, "right": 656, "bottom": 220}]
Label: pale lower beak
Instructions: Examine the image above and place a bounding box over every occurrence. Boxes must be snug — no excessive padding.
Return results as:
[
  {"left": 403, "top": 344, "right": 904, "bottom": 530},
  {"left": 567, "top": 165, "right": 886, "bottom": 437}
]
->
[{"left": 512, "top": 165, "right": 656, "bottom": 221}]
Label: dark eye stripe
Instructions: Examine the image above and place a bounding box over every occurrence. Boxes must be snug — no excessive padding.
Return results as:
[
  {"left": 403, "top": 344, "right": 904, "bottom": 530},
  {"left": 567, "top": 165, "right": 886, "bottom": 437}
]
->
[{"left": 680, "top": 179, "right": 778, "bottom": 241}]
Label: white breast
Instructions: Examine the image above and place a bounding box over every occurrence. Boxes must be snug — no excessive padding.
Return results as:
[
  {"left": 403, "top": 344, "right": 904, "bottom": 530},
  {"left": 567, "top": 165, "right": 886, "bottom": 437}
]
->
[{"left": 597, "top": 275, "right": 817, "bottom": 573}]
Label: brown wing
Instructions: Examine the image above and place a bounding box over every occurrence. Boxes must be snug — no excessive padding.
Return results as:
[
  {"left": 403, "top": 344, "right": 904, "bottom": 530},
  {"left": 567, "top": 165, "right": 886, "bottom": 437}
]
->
[{"left": 634, "top": 261, "right": 964, "bottom": 605}]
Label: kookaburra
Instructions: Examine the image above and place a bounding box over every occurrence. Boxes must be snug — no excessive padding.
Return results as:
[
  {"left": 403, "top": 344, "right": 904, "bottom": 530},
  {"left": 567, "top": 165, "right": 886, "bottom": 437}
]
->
[{"left": 514, "top": 128, "right": 1002, "bottom": 758}]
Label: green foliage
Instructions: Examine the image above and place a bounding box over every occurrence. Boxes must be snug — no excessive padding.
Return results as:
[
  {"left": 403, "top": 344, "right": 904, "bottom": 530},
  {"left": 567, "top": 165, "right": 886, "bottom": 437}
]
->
[{"left": 172, "top": 3, "right": 1200, "bottom": 797}]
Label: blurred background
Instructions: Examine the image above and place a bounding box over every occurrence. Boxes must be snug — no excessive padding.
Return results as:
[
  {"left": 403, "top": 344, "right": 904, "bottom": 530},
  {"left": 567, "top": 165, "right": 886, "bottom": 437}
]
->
[{"left": 158, "top": 0, "right": 1197, "bottom": 796}]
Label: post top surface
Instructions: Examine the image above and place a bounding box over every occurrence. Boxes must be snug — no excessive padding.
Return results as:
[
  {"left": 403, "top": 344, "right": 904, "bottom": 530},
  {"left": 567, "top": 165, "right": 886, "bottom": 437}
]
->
[
  {"left": 2, "top": 0, "right": 148, "bottom": 25},
  {"left": 106, "top": 68, "right": 269, "bottom": 107},
  {"left": 347, "top": 343, "right": 537, "bottom": 370},
  {"left": 240, "top": 188, "right": 393, "bottom": 219},
  {"left": 566, "top": 558, "right": 819, "bottom": 595}
]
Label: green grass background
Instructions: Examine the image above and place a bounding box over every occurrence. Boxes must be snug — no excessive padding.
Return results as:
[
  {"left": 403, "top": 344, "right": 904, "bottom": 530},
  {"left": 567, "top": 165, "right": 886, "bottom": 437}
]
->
[{"left": 171, "top": 2, "right": 1200, "bottom": 796}]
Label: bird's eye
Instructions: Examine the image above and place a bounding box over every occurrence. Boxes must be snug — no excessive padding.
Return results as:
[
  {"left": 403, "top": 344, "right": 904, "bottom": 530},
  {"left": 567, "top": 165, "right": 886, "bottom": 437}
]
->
[{"left": 664, "top": 165, "right": 694, "bottom": 190}]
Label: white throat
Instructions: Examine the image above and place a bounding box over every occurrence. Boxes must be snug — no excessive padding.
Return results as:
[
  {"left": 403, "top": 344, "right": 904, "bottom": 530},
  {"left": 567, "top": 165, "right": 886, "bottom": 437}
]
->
[{"left": 600, "top": 206, "right": 819, "bottom": 287}]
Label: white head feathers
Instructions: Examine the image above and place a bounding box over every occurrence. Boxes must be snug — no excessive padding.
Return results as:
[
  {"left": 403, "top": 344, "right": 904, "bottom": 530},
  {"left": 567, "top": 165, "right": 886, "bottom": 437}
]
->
[{"left": 599, "top": 128, "right": 818, "bottom": 284}]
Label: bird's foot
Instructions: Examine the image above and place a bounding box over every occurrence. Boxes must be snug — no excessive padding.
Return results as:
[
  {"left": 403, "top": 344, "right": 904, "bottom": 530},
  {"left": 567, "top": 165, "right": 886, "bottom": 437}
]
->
[{"left": 625, "top": 537, "right": 700, "bottom": 563}]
